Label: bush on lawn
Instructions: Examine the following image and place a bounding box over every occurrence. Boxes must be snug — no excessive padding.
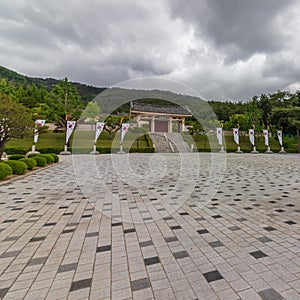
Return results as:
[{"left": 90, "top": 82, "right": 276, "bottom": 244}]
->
[
  {"left": 0, "top": 163, "right": 13, "bottom": 179},
  {"left": 19, "top": 158, "right": 37, "bottom": 170},
  {"left": 31, "top": 156, "right": 47, "bottom": 167},
  {"left": 37, "top": 154, "right": 54, "bottom": 164},
  {"left": 49, "top": 153, "right": 59, "bottom": 163},
  {"left": 2, "top": 160, "right": 27, "bottom": 175},
  {"left": 8, "top": 154, "right": 26, "bottom": 160}
]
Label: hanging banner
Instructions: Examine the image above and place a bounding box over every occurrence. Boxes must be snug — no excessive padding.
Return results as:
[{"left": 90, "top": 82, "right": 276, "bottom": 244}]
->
[
  {"left": 233, "top": 128, "right": 239, "bottom": 145},
  {"left": 249, "top": 129, "right": 255, "bottom": 145},
  {"left": 94, "top": 122, "right": 105, "bottom": 143},
  {"left": 216, "top": 127, "right": 222, "bottom": 145},
  {"left": 263, "top": 130, "right": 269, "bottom": 146},
  {"left": 66, "top": 121, "right": 76, "bottom": 144},
  {"left": 33, "top": 119, "right": 45, "bottom": 144},
  {"left": 35, "top": 119, "right": 46, "bottom": 127},
  {"left": 121, "top": 123, "right": 130, "bottom": 143},
  {"left": 277, "top": 130, "right": 283, "bottom": 146}
]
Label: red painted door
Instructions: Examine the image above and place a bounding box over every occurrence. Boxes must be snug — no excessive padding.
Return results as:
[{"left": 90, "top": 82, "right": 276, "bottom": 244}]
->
[{"left": 155, "top": 120, "right": 168, "bottom": 132}]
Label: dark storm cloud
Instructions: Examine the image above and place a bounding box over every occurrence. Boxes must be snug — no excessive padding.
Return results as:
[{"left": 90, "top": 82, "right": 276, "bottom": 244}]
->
[
  {"left": 0, "top": 0, "right": 300, "bottom": 101},
  {"left": 169, "top": 0, "right": 296, "bottom": 61}
]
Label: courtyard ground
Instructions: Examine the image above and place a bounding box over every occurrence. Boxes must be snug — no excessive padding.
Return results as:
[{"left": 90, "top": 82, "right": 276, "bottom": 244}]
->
[{"left": 0, "top": 153, "right": 300, "bottom": 299}]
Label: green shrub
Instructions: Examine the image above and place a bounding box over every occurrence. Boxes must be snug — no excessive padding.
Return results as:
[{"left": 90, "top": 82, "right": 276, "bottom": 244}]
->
[
  {"left": 8, "top": 154, "right": 26, "bottom": 160},
  {"left": 49, "top": 153, "right": 59, "bottom": 163},
  {"left": 19, "top": 158, "right": 37, "bottom": 170},
  {"left": 0, "top": 163, "right": 13, "bottom": 179},
  {"left": 27, "top": 153, "right": 39, "bottom": 158},
  {"left": 37, "top": 154, "right": 54, "bottom": 164},
  {"left": 32, "top": 156, "right": 47, "bottom": 167},
  {"left": 2, "top": 160, "right": 27, "bottom": 175}
]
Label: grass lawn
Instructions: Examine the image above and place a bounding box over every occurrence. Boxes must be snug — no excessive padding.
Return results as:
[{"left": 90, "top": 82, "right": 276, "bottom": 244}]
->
[
  {"left": 5, "top": 130, "right": 152, "bottom": 154},
  {"left": 183, "top": 133, "right": 298, "bottom": 153}
]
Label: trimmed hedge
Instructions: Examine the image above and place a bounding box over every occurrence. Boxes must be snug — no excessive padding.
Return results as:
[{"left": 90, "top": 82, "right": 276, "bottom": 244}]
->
[
  {"left": 49, "top": 153, "right": 59, "bottom": 163},
  {"left": 8, "top": 154, "right": 26, "bottom": 160},
  {"left": 0, "top": 163, "right": 13, "bottom": 179},
  {"left": 2, "top": 160, "right": 28, "bottom": 175},
  {"left": 19, "top": 158, "right": 37, "bottom": 170},
  {"left": 32, "top": 156, "right": 47, "bottom": 167},
  {"left": 37, "top": 154, "right": 54, "bottom": 164}
]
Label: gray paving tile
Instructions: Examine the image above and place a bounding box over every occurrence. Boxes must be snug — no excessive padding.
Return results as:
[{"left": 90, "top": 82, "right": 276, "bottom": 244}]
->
[
  {"left": 258, "top": 288, "right": 283, "bottom": 300},
  {"left": 131, "top": 278, "right": 150, "bottom": 292}
]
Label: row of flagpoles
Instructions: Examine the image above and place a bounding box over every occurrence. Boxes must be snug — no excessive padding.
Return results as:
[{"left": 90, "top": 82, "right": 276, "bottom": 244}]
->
[
  {"left": 31, "top": 121, "right": 130, "bottom": 154},
  {"left": 216, "top": 127, "right": 284, "bottom": 153}
]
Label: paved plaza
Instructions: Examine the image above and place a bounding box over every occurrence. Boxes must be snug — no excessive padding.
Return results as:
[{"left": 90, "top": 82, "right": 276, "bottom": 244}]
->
[{"left": 0, "top": 153, "right": 300, "bottom": 299}]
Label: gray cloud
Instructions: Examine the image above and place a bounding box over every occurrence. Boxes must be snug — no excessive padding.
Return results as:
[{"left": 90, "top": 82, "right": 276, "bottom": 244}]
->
[{"left": 0, "top": 0, "right": 300, "bottom": 101}]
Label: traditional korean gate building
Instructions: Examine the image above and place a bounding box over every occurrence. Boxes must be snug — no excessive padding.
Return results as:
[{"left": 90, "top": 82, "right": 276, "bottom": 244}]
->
[{"left": 130, "top": 101, "right": 192, "bottom": 133}]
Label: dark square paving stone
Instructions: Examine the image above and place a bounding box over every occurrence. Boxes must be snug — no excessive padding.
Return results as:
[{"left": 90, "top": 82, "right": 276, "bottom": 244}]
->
[
  {"left": 212, "top": 215, "right": 222, "bottom": 219},
  {"left": 70, "top": 278, "right": 92, "bottom": 292},
  {"left": 144, "top": 256, "right": 160, "bottom": 266},
  {"left": 285, "top": 220, "right": 296, "bottom": 225},
  {"left": 139, "top": 240, "right": 153, "bottom": 247},
  {"left": 58, "top": 262, "right": 77, "bottom": 273},
  {"left": 209, "top": 241, "right": 224, "bottom": 248},
  {"left": 27, "top": 256, "right": 47, "bottom": 266},
  {"left": 163, "top": 216, "right": 173, "bottom": 221},
  {"left": 197, "top": 229, "right": 209, "bottom": 234},
  {"left": 29, "top": 236, "right": 46, "bottom": 242},
  {"left": 0, "top": 250, "right": 20, "bottom": 259},
  {"left": 112, "top": 222, "right": 122, "bottom": 227},
  {"left": 170, "top": 225, "right": 181, "bottom": 230},
  {"left": 62, "top": 229, "right": 75, "bottom": 234},
  {"left": 275, "top": 209, "right": 285, "bottom": 212},
  {"left": 43, "top": 222, "right": 57, "bottom": 227},
  {"left": 3, "top": 236, "right": 20, "bottom": 242},
  {"left": 96, "top": 245, "right": 111, "bottom": 252},
  {"left": 86, "top": 232, "right": 99, "bottom": 238},
  {"left": 203, "top": 270, "right": 223, "bottom": 283},
  {"left": 124, "top": 228, "right": 136, "bottom": 234},
  {"left": 258, "top": 237, "right": 273, "bottom": 243},
  {"left": 0, "top": 287, "right": 9, "bottom": 298},
  {"left": 250, "top": 250, "right": 268, "bottom": 259},
  {"left": 179, "top": 212, "right": 189, "bottom": 216},
  {"left": 2, "top": 219, "right": 16, "bottom": 223},
  {"left": 228, "top": 226, "right": 240, "bottom": 231},
  {"left": 263, "top": 226, "right": 276, "bottom": 232},
  {"left": 173, "top": 251, "right": 189, "bottom": 259},
  {"left": 164, "top": 236, "right": 179, "bottom": 243},
  {"left": 258, "top": 288, "right": 283, "bottom": 300},
  {"left": 82, "top": 214, "right": 92, "bottom": 218},
  {"left": 237, "top": 218, "right": 247, "bottom": 222},
  {"left": 143, "top": 217, "right": 152, "bottom": 221},
  {"left": 195, "top": 217, "right": 205, "bottom": 221},
  {"left": 286, "top": 204, "right": 295, "bottom": 207},
  {"left": 131, "top": 278, "right": 150, "bottom": 292},
  {"left": 63, "top": 212, "right": 73, "bottom": 216}
]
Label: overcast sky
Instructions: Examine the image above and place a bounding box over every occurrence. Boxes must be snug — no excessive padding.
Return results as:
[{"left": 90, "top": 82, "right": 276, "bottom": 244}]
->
[{"left": 1, "top": 0, "right": 300, "bottom": 101}]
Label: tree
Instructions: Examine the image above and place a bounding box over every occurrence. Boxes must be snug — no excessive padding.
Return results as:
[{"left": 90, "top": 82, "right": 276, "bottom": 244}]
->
[
  {"left": 104, "top": 116, "right": 130, "bottom": 139},
  {"left": 81, "top": 101, "right": 100, "bottom": 121},
  {"left": 48, "top": 77, "right": 83, "bottom": 131},
  {"left": 246, "top": 96, "right": 263, "bottom": 130},
  {"left": 0, "top": 93, "right": 33, "bottom": 158}
]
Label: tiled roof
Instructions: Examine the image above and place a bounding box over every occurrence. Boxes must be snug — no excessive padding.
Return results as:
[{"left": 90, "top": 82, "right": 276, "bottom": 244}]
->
[{"left": 130, "top": 102, "right": 191, "bottom": 116}]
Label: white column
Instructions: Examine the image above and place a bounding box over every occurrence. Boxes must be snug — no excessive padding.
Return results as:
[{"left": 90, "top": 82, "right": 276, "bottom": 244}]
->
[
  {"left": 150, "top": 117, "right": 155, "bottom": 132},
  {"left": 168, "top": 117, "right": 173, "bottom": 133}
]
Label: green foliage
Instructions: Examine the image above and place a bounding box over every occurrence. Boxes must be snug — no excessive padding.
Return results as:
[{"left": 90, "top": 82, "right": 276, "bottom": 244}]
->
[
  {"left": 81, "top": 101, "right": 100, "bottom": 120},
  {"left": 104, "top": 115, "right": 130, "bottom": 139},
  {"left": 49, "top": 153, "right": 59, "bottom": 163},
  {"left": 19, "top": 158, "right": 37, "bottom": 170},
  {"left": 0, "top": 163, "right": 13, "bottom": 179},
  {"left": 2, "top": 160, "right": 27, "bottom": 175},
  {"left": 0, "top": 93, "right": 34, "bottom": 158},
  {"left": 8, "top": 154, "right": 25, "bottom": 160},
  {"left": 37, "top": 154, "right": 54, "bottom": 164},
  {"left": 31, "top": 156, "right": 47, "bottom": 167}
]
